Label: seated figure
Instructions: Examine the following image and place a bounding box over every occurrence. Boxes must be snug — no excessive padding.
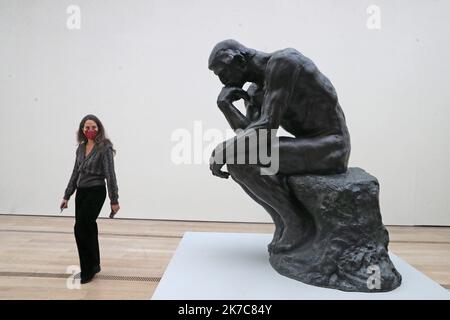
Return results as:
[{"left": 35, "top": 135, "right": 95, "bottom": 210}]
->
[
  {"left": 208, "top": 39, "right": 350, "bottom": 253},
  {"left": 208, "top": 40, "right": 401, "bottom": 292}
]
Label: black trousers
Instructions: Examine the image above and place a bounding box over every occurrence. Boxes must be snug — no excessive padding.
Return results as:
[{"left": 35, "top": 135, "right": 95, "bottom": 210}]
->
[{"left": 74, "top": 185, "right": 106, "bottom": 278}]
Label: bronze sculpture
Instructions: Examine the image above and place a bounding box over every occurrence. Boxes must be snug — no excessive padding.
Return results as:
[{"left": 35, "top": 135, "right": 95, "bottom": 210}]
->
[{"left": 208, "top": 39, "right": 401, "bottom": 292}]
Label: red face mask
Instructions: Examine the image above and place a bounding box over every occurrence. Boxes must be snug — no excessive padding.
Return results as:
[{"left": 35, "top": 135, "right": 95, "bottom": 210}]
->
[{"left": 84, "top": 129, "right": 98, "bottom": 140}]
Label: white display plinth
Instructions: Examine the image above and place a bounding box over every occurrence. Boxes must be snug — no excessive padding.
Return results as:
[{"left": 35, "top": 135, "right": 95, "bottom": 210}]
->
[{"left": 152, "top": 232, "right": 450, "bottom": 300}]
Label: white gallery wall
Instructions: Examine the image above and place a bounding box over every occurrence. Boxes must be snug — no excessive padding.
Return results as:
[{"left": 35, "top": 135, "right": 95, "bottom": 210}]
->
[{"left": 0, "top": 0, "right": 449, "bottom": 225}]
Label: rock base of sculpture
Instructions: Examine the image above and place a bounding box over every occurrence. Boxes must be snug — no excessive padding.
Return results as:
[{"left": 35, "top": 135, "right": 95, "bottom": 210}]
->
[{"left": 269, "top": 167, "right": 402, "bottom": 292}]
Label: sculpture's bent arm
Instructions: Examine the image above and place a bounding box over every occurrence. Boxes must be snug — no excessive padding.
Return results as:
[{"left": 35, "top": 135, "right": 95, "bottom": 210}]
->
[
  {"left": 248, "top": 88, "right": 289, "bottom": 130},
  {"left": 218, "top": 90, "right": 262, "bottom": 131},
  {"left": 219, "top": 60, "right": 301, "bottom": 163},
  {"left": 246, "top": 58, "right": 301, "bottom": 132},
  {"left": 219, "top": 101, "right": 251, "bottom": 131}
]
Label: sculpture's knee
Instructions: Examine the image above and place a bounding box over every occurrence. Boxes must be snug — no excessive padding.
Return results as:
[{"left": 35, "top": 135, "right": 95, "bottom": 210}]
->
[{"left": 227, "top": 163, "right": 258, "bottom": 183}]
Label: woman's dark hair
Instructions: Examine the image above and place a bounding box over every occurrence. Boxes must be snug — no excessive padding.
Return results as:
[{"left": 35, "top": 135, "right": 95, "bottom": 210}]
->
[{"left": 76, "top": 114, "right": 116, "bottom": 156}]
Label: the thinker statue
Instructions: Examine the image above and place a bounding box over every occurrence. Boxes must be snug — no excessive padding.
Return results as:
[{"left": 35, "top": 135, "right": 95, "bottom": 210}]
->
[{"left": 208, "top": 39, "right": 401, "bottom": 292}]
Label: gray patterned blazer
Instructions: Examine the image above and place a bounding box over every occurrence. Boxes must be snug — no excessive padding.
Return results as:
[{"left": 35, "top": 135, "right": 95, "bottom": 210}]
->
[{"left": 64, "top": 142, "right": 119, "bottom": 205}]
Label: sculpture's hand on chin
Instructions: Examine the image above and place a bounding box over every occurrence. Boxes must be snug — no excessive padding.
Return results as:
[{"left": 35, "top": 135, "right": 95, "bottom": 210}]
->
[{"left": 217, "top": 86, "right": 250, "bottom": 108}]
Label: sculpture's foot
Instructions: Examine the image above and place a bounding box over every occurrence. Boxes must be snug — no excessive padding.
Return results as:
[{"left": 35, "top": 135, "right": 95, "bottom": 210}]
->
[
  {"left": 267, "top": 241, "right": 276, "bottom": 253},
  {"left": 270, "top": 236, "right": 302, "bottom": 254},
  {"left": 270, "top": 243, "right": 294, "bottom": 254},
  {"left": 267, "top": 229, "right": 283, "bottom": 253}
]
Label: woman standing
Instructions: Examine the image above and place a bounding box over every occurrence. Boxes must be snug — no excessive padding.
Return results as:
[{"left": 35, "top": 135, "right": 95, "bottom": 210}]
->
[{"left": 60, "top": 114, "right": 120, "bottom": 284}]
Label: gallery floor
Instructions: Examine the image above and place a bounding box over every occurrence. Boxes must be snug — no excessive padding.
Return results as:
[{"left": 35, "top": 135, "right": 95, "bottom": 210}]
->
[{"left": 0, "top": 214, "right": 448, "bottom": 299}]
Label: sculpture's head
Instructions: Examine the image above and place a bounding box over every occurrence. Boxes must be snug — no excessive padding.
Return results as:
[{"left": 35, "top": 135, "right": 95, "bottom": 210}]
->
[{"left": 208, "top": 39, "right": 255, "bottom": 87}]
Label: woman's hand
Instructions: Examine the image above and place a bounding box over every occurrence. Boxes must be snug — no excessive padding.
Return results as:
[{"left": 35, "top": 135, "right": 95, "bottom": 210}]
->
[
  {"left": 111, "top": 203, "right": 120, "bottom": 215},
  {"left": 60, "top": 199, "right": 68, "bottom": 211}
]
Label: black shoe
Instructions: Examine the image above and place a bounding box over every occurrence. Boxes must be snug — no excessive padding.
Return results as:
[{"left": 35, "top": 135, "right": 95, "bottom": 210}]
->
[
  {"left": 80, "top": 273, "right": 95, "bottom": 284},
  {"left": 80, "top": 277, "right": 92, "bottom": 284},
  {"left": 80, "top": 266, "right": 101, "bottom": 284}
]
